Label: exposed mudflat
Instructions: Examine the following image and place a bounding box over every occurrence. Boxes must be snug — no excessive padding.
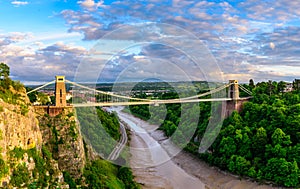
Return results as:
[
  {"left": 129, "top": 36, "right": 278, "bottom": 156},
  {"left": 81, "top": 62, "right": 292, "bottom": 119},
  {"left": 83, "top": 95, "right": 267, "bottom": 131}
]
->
[{"left": 113, "top": 107, "right": 285, "bottom": 189}]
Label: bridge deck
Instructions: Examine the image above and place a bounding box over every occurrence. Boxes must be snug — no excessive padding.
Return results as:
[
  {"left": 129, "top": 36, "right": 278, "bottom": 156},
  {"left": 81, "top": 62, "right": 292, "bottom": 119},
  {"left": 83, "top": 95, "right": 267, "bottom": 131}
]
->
[{"left": 71, "top": 98, "right": 238, "bottom": 107}]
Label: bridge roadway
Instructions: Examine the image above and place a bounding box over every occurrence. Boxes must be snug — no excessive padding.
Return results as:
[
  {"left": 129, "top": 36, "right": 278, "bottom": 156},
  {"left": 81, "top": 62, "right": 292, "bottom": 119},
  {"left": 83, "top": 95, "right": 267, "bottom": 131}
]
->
[
  {"left": 71, "top": 97, "right": 236, "bottom": 107},
  {"left": 107, "top": 120, "right": 128, "bottom": 161}
]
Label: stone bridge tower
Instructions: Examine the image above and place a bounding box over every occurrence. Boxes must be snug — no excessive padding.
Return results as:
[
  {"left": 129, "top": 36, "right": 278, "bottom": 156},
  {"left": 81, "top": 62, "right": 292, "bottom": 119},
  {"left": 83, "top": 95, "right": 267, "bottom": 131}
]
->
[
  {"left": 226, "top": 80, "right": 242, "bottom": 117},
  {"left": 228, "top": 80, "right": 239, "bottom": 100},
  {"left": 55, "top": 76, "right": 67, "bottom": 107}
]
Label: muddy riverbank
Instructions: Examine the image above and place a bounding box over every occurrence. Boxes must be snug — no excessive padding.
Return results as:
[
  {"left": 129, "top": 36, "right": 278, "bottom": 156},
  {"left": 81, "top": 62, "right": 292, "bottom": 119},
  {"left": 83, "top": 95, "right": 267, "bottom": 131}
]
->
[
  {"left": 113, "top": 107, "right": 285, "bottom": 189},
  {"left": 153, "top": 128, "right": 285, "bottom": 189}
]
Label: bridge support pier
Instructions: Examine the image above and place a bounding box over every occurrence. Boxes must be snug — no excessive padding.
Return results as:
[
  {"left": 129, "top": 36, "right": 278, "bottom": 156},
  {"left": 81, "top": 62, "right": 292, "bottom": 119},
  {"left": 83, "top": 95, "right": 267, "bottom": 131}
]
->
[{"left": 226, "top": 100, "right": 246, "bottom": 117}]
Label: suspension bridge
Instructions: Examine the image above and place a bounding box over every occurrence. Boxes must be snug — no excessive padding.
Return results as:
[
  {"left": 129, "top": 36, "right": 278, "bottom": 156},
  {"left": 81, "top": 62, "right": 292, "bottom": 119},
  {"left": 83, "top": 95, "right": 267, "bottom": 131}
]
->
[{"left": 27, "top": 76, "right": 252, "bottom": 109}]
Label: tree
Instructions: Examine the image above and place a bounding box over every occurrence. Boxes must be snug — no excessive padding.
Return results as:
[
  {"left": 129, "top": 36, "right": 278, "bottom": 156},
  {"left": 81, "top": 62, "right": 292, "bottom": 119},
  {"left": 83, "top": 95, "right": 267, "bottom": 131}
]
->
[
  {"left": 63, "top": 171, "right": 76, "bottom": 189},
  {"left": 252, "top": 127, "right": 267, "bottom": 158},
  {"left": 277, "top": 81, "right": 286, "bottom": 95},
  {"left": 228, "top": 155, "right": 251, "bottom": 175},
  {"left": 0, "top": 63, "right": 11, "bottom": 90},
  {"left": 117, "top": 167, "right": 139, "bottom": 189},
  {"left": 37, "top": 93, "right": 50, "bottom": 105},
  {"left": 249, "top": 79, "right": 255, "bottom": 90},
  {"left": 264, "top": 158, "right": 299, "bottom": 187},
  {"left": 0, "top": 63, "right": 9, "bottom": 79},
  {"left": 271, "top": 128, "right": 291, "bottom": 146},
  {"left": 26, "top": 87, "right": 37, "bottom": 103},
  {"left": 268, "top": 80, "right": 275, "bottom": 96},
  {"left": 293, "top": 79, "right": 300, "bottom": 90},
  {"left": 219, "top": 136, "right": 236, "bottom": 158}
]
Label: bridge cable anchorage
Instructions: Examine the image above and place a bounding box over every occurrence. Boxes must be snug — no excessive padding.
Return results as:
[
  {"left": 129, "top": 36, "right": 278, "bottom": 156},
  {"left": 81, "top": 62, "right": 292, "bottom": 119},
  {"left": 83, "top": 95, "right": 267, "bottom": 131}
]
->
[
  {"left": 65, "top": 80, "right": 151, "bottom": 102},
  {"left": 238, "top": 85, "right": 253, "bottom": 96},
  {"left": 26, "top": 80, "right": 56, "bottom": 94}
]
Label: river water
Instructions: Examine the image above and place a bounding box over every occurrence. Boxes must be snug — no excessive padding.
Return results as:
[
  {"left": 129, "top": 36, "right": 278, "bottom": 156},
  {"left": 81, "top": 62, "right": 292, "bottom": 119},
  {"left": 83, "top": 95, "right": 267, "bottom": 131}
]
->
[{"left": 111, "top": 107, "right": 284, "bottom": 189}]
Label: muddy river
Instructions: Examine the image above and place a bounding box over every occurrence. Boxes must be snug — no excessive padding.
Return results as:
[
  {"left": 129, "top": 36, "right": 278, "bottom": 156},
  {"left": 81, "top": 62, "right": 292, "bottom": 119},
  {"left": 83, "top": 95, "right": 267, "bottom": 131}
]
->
[{"left": 112, "top": 107, "right": 284, "bottom": 189}]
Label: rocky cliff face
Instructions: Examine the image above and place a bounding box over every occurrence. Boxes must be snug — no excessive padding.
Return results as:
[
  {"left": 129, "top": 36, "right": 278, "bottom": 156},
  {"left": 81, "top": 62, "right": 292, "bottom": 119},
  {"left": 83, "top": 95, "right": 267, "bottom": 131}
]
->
[
  {"left": 36, "top": 108, "right": 86, "bottom": 179},
  {"left": 0, "top": 100, "right": 42, "bottom": 161},
  {"left": 0, "top": 86, "right": 86, "bottom": 188}
]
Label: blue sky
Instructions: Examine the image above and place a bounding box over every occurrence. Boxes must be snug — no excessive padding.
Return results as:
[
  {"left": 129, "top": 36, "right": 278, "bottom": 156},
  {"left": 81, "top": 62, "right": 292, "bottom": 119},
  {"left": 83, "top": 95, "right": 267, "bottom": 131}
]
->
[{"left": 0, "top": 0, "right": 299, "bottom": 84}]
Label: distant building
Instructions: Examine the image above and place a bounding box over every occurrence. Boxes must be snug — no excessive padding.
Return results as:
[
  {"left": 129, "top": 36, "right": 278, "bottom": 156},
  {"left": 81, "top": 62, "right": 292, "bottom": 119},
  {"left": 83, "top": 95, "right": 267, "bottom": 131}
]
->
[
  {"left": 284, "top": 83, "right": 293, "bottom": 92},
  {"left": 87, "top": 96, "right": 96, "bottom": 103}
]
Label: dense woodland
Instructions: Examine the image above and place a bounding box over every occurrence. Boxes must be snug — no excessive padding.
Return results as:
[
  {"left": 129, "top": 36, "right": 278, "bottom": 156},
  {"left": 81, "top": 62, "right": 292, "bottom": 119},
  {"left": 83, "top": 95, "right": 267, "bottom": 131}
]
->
[{"left": 130, "top": 80, "right": 300, "bottom": 187}]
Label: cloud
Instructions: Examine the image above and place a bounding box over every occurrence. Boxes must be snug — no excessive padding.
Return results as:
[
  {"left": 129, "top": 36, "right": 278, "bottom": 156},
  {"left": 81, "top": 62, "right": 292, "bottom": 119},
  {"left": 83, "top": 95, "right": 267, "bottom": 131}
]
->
[
  {"left": 2, "top": 0, "right": 297, "bottom": 83},
  {"left": 0, "top": 32, "right": 30, "bottom": 46},
  {"left": 239, "top": 0, "right": 300, "bottom": 22},
  {"left": 0, "top": 32, "right": 87, "bottom": 82},
  {"left": 11, "top": 1, "right": 28, "bottom": 6},
  {"left": 78, "top": 0, "right": 105, "bottom": 11}
]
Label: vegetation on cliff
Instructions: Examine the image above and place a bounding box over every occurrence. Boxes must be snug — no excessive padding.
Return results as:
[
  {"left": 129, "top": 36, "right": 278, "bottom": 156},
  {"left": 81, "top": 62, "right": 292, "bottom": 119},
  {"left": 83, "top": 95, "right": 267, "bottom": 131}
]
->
[
  {"left": 129, "top": 80, "right": 300, "bottom": 187},
  {"left": 76, "top": 107, "right": 121, "bottom": 157},
  {"left": 8, "top": 147, "right": 61, "bottom": 188},
  {"left": 83, "top": 159, "right": 139, "bottom": 189},
  {"left": 0, "top": 63, "right": 28, "bottom": 114}
]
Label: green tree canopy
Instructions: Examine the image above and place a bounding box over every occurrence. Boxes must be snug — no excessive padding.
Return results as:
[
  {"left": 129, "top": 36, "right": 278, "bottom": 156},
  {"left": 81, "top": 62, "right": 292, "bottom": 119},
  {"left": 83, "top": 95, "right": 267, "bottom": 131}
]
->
[{"left": 0, "top": 63, "right": 9, "bottom": 79}]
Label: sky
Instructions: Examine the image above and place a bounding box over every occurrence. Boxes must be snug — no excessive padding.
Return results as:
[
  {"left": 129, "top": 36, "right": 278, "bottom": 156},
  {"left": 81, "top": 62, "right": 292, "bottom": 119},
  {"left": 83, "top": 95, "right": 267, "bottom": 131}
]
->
[{"left": 0, "top": 0, "right": 300, "bottom": 84}]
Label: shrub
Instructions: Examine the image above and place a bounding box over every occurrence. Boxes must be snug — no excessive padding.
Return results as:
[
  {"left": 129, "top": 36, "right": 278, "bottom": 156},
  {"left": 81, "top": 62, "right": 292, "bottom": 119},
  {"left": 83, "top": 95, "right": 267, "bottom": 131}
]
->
[
  {"left": 12, "top": 80, "right": 24, "bottom": 92},
  {"left": 63, "top": 171, "right": 76, "bottom": 189},
  {"left": 20, "top": 104, "right": 29, "bottom": 116},
  {"left": 10, "top": 147, "right": 25, "bottom": 159},
  {"left": 10, "top": 163, "right": 30, "bottom": 187},
  {"left": 0, "top": 158, "right": 8, "bottom": 178}
]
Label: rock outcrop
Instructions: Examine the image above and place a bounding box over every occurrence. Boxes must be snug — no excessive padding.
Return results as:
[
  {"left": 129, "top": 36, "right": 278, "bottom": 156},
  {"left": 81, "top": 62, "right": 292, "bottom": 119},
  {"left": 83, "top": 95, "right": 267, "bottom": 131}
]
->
[
  {"left": 0, "top": 100, "right": 42, "bottom": 161},
  {"left": 36, "top": 109, "right": 86, "bottom": 179}
]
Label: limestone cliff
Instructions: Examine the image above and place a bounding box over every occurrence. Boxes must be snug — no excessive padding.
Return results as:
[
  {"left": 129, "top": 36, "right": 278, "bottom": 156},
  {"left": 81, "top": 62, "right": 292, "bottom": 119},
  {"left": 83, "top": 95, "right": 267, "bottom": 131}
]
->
[
  {"left": 0, "top": 99, "right": 42, "bottom": 161},
  {"left": 36, "top": 108, "right": 86, "bottom": 179},
  {"left": 0, "top": 85, "right": 85, "bottom": 188}
]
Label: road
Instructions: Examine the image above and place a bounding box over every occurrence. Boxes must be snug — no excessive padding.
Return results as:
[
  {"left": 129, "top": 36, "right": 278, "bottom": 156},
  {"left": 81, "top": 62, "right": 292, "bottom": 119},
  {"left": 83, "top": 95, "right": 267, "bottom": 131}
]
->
[{"left": 107, "top": 120, "right": 128, "bottom": 161}]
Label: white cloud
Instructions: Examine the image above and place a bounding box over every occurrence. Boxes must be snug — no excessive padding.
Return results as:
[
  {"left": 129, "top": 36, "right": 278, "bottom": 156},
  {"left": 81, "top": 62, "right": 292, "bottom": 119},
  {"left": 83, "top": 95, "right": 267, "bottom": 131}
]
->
[{"left": 11, "top": 1, "right": 28, "bottom": 6}]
